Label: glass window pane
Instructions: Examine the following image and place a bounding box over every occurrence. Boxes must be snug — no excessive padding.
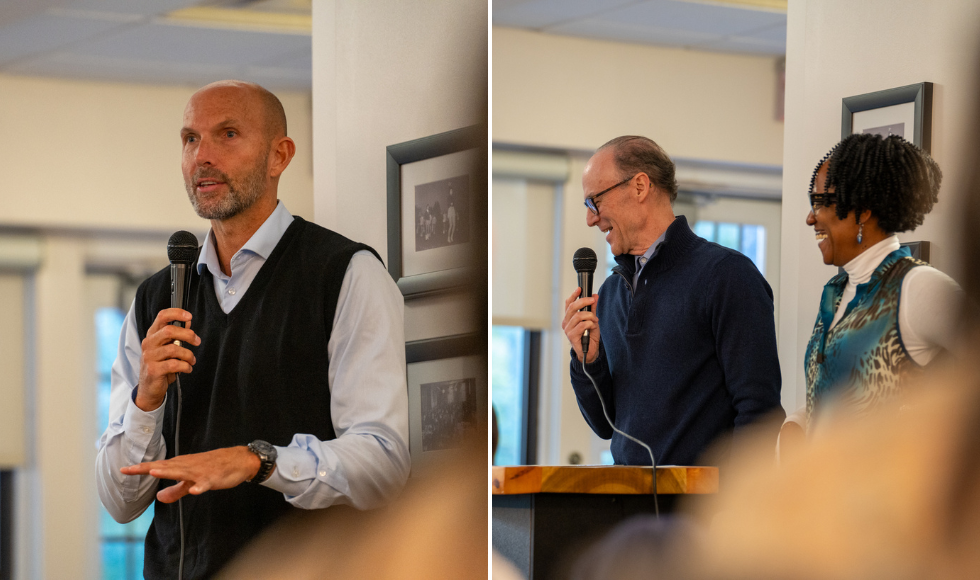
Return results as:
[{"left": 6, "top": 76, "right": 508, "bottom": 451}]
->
[
  {"left": 97, "top": 306, "right": 149, "bottom": 578},
  {"left": 599, "top": 450, "right": 614, "bottom": 465},
  {"left": 693, "top": 220, "right": 715, "bottom": 242},
  {"left": 131, "top": 541, "right": 145, "bottom": 580},
  {"left": 131, "top": 504, "right": 155, "bottom": 537},
  {"left": 101, "top": 508, "right": 129, "bottom": 538},
  {"left": 95, "top": 308, "right": 125, "bottom": 375},
  {"left": 716, "top": 222, "right": 740, "bottom": 250},
  {"left": 492, "top": 326, "right": 524, "bottom": 465},
  {"left": 96, "top": 307, "right": 125, "bottom": 434},
  {"left": 102, "top": 541, "right": 127, "bottom": 580},
  {"left": 740, "top": 224, "right": 766, "bottom": 275}
]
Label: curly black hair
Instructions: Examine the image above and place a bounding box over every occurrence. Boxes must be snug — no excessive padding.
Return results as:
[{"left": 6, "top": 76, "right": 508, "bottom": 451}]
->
[{"left": 808, "top": 133, "right": 942, "bottom": 233}]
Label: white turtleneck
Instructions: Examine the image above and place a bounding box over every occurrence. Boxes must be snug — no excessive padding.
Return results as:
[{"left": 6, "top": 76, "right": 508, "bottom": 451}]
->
[{"left": 831, "top": 235, "right": 963, "bottom": 366}]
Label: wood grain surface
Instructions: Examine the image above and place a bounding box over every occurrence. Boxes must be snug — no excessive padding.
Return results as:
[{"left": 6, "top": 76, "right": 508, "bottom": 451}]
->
[{"left": 491, "top": 465, "right": 718, "bottom": 495}]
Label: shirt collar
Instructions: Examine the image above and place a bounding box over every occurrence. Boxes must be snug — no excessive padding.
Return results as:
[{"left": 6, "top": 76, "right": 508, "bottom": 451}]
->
[
  {"left": 635, "top": 230, "right": 667, "bottom": 270},
  {"left": 842, "top": 235, "right": 900, "bottom": 285},
  {"left": 197, "top": 201, "right": 295, "bottom": 275}
]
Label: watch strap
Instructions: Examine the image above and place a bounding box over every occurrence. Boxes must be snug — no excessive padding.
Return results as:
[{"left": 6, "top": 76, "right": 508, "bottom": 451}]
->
[{"left": 246, "top": 440, "right": 277, "bottom": 484}]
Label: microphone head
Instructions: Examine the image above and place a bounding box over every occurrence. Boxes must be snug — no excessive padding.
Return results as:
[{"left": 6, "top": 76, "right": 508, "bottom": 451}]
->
[
  {"left": 573, "top": 247, "right": 598, "bottom": 274},
  {"left": 167, "top": 231, "right": 199, "bottom": 265}
]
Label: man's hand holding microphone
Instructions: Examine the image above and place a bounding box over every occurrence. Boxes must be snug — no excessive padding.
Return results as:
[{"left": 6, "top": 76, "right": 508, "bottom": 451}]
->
[{"left": 562, "top": 247, "right": 600, "bottom": 364}]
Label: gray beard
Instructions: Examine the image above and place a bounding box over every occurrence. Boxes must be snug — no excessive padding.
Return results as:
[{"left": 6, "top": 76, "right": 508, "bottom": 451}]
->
[{"left": 185, "top": 161, "right": 267, "bottom": 221}]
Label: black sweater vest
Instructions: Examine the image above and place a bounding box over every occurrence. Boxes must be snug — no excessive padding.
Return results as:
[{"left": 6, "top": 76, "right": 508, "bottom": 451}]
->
[{"left": 134, "top": 217, "right": 381, "bottom": 580}]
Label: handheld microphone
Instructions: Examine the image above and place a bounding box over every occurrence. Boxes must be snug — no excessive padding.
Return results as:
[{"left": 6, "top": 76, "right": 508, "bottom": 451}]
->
[
  {"left": 166, "top": 230, "right": 197, "bottom": 580},
  {"left": 167, "top": 231, "right": 199, "bottom": 345},
  {"left": 572, "top": 247, "right": 598, "bottom": 356}
]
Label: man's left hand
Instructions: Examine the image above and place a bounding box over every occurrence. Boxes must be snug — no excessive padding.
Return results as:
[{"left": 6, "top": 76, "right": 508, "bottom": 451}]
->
[{"left": 121, "top": 446, "right": 263, "bottom": 503}]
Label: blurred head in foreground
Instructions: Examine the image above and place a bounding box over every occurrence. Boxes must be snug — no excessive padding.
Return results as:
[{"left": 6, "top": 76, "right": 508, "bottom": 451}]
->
[{"left": 217, "top": 433, "right": 488, "bottom": 580}]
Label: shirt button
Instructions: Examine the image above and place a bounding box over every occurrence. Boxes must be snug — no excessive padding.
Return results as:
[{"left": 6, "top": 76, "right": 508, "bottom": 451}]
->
[
  {"left": 141, "top": 426, "right": 151, "bottom": 434},
  {"left": 228, "top": 288, "right": 236, "bottom": 295},
  {"left": 318, "top": 470, "right": 327, "bottom": 477},
  {"left": 292, "top": 468, "right": 299, "bottom": 478}
]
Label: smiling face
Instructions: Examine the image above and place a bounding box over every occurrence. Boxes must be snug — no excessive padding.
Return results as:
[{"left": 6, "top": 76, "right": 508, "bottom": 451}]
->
[
  {"left": 181, "top": 83, "right": 273, "bottom": 221},
  {"left": 806, "top": 161, "right": 860, "bottom": 267},
  {"left": 582, "top": 148, "right": 643, "bottom": 256}
]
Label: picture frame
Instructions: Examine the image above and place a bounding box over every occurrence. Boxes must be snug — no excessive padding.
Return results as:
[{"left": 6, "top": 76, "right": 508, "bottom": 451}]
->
[
  {"left": 841, "top": 82, "right": 933, "bottom": 152},
  {"left": 386, "top": 125, "right": 485, "bottom": 297},
  {"left": 405, "top": 333, "right": 485, "bottom": 472}
]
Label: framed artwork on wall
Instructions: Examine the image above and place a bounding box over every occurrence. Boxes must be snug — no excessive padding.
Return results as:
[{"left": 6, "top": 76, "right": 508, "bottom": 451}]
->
[
  {"left": 841, "top": 82, "right": 933, "bottom": 152},
  {"left": 386, "top": 125, "right": 485, "bottom": 298},
  {"left": 405, "top": 333, "right": 485, "bottom": 472}
]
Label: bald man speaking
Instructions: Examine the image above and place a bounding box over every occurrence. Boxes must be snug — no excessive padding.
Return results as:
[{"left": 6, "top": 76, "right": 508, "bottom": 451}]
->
[{"left": 95, "top": 81, "right": 409, "bottom": 579}]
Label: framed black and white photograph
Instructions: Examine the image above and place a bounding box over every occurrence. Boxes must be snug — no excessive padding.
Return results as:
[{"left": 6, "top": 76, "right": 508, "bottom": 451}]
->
[
  {"left": 405, "top": 333, "right": 485, "bottom": 470},
  {"left": 841, "top": 82, "right": 933, "bottom": 151},
  {"left": 387, "top": 125, "right": 485, "bottom": 297}
]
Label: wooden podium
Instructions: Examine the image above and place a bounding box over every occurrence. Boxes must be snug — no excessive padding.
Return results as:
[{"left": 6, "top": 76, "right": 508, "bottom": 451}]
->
[{"left": 492, "top": 465, "right": 718, "bottom": 580}]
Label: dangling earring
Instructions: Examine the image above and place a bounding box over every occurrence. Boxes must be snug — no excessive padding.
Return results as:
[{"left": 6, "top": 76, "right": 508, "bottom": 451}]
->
[{"left": 857, "top": 223, "right": 864, "bottom": 244}]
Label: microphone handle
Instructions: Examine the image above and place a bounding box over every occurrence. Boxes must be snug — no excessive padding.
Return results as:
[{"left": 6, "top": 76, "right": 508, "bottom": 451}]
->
[
  {"left": 170, "top": 263, "right": 190, "bottom": 344},
  {"left": 577, "top": 271, "right": 594, "bottom": 355}
]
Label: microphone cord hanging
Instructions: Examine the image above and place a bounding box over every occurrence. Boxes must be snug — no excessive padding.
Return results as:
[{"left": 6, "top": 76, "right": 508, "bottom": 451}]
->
[
  {"left": 581, "top": 357, "right": 659, "bottom": 517},
  {"left": 175, "top": 375, "right": 185, "bottom": 580}
]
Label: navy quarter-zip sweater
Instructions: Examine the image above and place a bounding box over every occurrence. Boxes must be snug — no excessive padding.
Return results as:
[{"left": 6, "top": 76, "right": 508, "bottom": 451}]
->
[{"left": 570, "top": 216, "right": 783, "bottom": 466}]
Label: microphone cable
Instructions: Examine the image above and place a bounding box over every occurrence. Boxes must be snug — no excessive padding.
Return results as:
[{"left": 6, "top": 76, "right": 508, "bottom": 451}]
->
[
  {"left": 175, "top": 375, "right": 185, "bottom": 580},
  {"left": 580, "top": 357, "right": 659, "bottom": 517}
]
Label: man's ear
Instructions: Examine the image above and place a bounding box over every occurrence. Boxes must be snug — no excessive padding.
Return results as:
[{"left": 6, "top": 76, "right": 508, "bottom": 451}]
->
[
  {"left": 634, "top": 172, "right": 653, "bottom": 204},
  {"left": 269, "top": 136, "right": 296, "bottom": 178}
]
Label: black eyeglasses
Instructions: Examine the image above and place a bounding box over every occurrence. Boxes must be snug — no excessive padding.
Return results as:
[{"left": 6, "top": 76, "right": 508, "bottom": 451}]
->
[
  {"left": 809, "top": 192, "right": 837, "bottom": 211},
  {"left": 584, "top": 175, "right": 635, "bottom": 215}
]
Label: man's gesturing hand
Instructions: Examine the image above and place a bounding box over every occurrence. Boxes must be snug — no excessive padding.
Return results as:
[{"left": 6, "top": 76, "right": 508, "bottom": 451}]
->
[
  {"left": 136, "top": 308, "right": 200, "bottom": 412},
  {"left": 120, "top": 446, "right": 263, "bottom": 504},
  {"left": 562, "top": 287, "right": 600, "bottom": 364}
]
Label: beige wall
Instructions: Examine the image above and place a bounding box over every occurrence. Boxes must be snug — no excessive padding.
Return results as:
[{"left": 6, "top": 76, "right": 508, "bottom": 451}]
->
[
  {"left": 313, "top": 0, "right": 487, "bottom": 342},
  {"left": 778, "top": 0, "right": 980, "bottom": 412},
  {"left": 0, "top": 74, "right": 313, "bottom": 232},
  {"left": 493, "top": 26, "right": 785, "bottom": 166}
]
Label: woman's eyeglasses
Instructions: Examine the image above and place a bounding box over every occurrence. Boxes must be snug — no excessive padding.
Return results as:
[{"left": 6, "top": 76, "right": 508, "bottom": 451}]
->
[{"left": 809, "top": 192, "right": 837, "bottom": 211}]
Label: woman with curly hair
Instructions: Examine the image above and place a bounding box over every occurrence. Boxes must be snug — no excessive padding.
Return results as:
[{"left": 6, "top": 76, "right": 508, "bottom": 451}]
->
[{"left": 802, "top": 133, "right": 963, "bottom": 424}]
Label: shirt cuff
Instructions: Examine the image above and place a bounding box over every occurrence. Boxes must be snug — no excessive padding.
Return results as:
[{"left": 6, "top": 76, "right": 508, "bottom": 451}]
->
[
  {"left": 122, "top": 391, "right": 166, "bottom": 460},
  {"left": 262, "top": 445, "right": 316, "bottom": 497}
]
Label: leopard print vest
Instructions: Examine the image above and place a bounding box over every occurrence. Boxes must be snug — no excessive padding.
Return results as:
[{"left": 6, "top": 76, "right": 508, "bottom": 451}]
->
[{"left": 804, "top": 246, "right": 926, "bottom": 424}]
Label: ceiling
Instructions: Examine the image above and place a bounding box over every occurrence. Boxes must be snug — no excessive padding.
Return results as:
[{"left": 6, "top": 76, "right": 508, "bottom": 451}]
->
[
  {"left": 493, "top": 0, "right": 787, "bottom": 57},
  {"left": 0, "top": 0, "right": 312, "bottom": 90}
]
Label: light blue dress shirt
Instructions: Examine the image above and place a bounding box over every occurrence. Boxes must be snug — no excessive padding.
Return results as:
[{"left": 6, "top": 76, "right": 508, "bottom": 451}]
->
[
  {"left": 96, "top": 202, "right": 410, "bottom": 520},
  {"left": 632, "top": 230, "right": 667, "bottom": 289}
]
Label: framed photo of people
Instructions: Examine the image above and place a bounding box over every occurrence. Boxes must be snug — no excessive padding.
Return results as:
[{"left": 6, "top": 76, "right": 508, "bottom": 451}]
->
[
  {"left": 841, "top": 82, "right": 933, "bottom": 152},
  {"left": 405, "top": 333, "right": 485, "bottom": 472},
  {"left": 386, "top": 125, "right": 486, "bottom": 298}
]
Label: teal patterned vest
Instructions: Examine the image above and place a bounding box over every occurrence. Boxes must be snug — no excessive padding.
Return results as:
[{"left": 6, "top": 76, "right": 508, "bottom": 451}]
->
[{"left": 804, "top": 247, "right": 926, "bottom": 422}]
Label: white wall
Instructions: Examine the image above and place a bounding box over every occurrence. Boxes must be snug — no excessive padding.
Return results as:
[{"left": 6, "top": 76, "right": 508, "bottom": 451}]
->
[
  {"left": 0, "top": 74, "right": 314, "bottom": 232},
  {"left": 779, "top": 0, "right": 980, "bottom": 413},
  {"left": 493, "top": 26, "right": 785, "bottom": 166},
  {"left": 312, "top": 0, "right": 487, "bottom": 342}
]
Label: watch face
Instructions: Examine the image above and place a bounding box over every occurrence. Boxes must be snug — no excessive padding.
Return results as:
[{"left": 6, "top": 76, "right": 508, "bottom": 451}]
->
[{"left": 250, "top": 440, "right": 276, "bottom": 461}]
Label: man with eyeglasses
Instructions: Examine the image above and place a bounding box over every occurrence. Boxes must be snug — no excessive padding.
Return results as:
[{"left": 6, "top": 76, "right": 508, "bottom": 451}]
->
[{"left": 561, "top": 135, "right": 783, "bottom": 468}]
